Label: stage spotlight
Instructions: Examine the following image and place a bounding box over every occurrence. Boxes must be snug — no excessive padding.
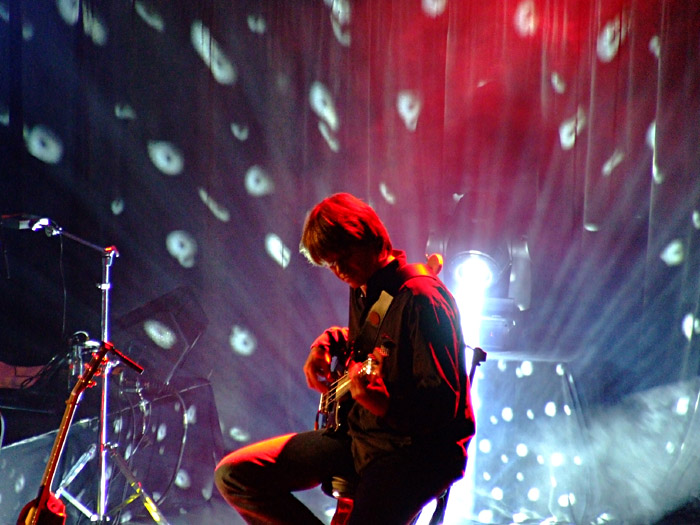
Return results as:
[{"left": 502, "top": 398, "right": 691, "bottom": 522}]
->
[
  {"left": 426, "top": 196, "right": 532, "bottom": 355},
  {"left": 450, "top": 249, "right": 507, "bottom": 293}
]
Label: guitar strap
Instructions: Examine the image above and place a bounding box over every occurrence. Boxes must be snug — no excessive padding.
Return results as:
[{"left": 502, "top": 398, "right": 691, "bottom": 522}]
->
[
  {"left": 351, "top": 290, "right": 394, "bottom": 357},
  {"left": 351, "top": 263, "right": 434, "bottom": 358}
]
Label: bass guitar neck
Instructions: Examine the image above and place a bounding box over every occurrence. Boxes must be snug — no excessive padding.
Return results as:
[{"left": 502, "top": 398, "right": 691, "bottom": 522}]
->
[{"left": 315, "top": 356, "right": 377, "bottom": 432}]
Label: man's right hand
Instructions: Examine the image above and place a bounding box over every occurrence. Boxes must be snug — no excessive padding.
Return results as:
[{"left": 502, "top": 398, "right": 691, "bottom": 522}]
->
[
  {"left": 303, "top": 326, "right": 348, "bottom": 393},
  {"left": 303, "top": 346, "right": 331, "bottom": 393}
]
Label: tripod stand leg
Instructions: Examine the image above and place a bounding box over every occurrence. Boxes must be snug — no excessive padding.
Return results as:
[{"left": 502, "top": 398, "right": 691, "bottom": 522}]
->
[
  {"left": 107, "top": 446, "right": 171, "bottom": 524},
  {"left": 55, "top": 443, "right": 98, "bottom": 520},
  {"left": 59, "top": 490, "right": 98, "bottom": 521}
]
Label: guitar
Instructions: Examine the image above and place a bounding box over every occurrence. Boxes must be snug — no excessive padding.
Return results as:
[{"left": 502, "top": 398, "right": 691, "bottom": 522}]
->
[
  {"left": 315, "top": 355, "right": 378, "bottom": 432},
  {"left": 17, "top": 342, "right": 113, "bottom": 525}
]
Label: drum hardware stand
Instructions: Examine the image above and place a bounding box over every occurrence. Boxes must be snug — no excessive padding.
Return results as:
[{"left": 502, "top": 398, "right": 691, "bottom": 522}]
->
[{"left": 33, "top": 218, "right": 169, "bottom": 524}]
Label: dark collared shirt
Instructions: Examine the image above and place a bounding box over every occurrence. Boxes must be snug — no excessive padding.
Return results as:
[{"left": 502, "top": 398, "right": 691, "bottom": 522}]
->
[{"left": 346, "top": 250, "right": 476, "bottom": 473}]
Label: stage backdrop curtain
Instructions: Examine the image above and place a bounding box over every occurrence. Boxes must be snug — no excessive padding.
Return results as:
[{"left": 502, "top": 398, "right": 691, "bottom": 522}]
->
[{"left": 0, "top": 1, "right": 699, "bottom": 523}]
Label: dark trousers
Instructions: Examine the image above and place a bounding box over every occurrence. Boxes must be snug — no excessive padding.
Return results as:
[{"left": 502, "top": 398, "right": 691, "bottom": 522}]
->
[{"left": 214, "top": 429, "right": 466, "bottom": 525}]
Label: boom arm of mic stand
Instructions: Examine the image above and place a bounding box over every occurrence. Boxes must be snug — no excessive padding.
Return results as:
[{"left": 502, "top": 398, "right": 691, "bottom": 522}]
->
[{"left": 108, "top": 344, "right": 144, "bottom": 375}]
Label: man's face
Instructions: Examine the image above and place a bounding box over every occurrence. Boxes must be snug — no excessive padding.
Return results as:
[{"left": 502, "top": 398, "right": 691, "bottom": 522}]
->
[{"left": 326, "top": 248, "right": 378, "bottom": 289}]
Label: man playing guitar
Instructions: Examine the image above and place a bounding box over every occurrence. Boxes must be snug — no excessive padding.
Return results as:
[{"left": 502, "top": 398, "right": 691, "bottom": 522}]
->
[{"left": 214, "top": 193, "right": 475, "bottom": 524}]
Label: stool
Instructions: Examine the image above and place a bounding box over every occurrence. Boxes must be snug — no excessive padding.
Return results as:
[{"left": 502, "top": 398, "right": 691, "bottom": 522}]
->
[{"left": 323, "top": 474, "right": 451, "bottom": 525}]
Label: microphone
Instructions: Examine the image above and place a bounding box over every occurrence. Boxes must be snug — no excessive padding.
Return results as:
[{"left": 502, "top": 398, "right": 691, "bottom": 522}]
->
[
  {"left": 0, "top": 213, "right": 59, "bottom": 235},
  {"left": 0, "top": 213, "right": 42, "bottom": 230}
]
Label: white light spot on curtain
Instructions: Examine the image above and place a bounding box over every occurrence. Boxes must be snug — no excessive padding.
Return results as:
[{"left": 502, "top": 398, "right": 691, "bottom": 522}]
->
[
  {"left": 309, "top": 82, "right": 339, "bottom": 131},
  {"left": 135, "top": 1, "right": 165, "bottom": 32},
  {"left": 231, "top": 122, "right": 249, "bottom": 141},
  {"left": 478, "top": 439, "right": 492, "bottom": 453},
  {"left": 229, "top": 426, "right": 251, "bottom": 442},
  {"left": 230, "top": 324, "right": 257, "bottom": 356},
  {"left": 143, "top": 319, "right": 177, "bottom": 349},
  {"left": 544, "top": 401, "right": 557, "bottom": 417},
  {"left": 556, "top": 364, "right": 565, "bottom": 376},
  {"left": 396, "top": 90, "right": 422, "bottom": 131},
  {"left": 692, "top": 210, "right": 700, "bottom": 229},
  {"left": 82, "top": 8, "right": 108, "bottom": 46},
  {"left": 559, "top": 107, "right": 586, "bottom": 150},
  {"left": 491, "top": 486, "right": 504, "bottom": 500},
  {"left": 166, "top": 230, "right": 198, "bottom": 268},
  {"left": 597, "top": 13, "right": 629, "bottom": 63},
  {"left": 649, "top": 35, "right": 660, "bottom": 58},
  {"left": 652, "top": 160, "right": 664, "bottom": 184},
  {"left": 501, "top": 407, "right": 514, "bottom": 422},
  {"left": 0, "top": 104, "right": 8, "bottom": 125},
  {"left": 602, "top": 149, "right": 625, "bottom": 176},
  {"left": 527, "top": 487, "right": 540, "bottom": 501},
  {"left": 550, "top": 452, "right": 564, "bottom": 467},
  {"left": 148, "top": 140, "right": 184, "bottom": 176},
  {"left": 265, "top": 233, "right": 291, "bottom": 268},
  {"left": 56, "top": 0, "right": 79, "bottom": 26},
  {"left": 245, "top": 165, "right": 275, "bottom": 196},
  {"left": 175, "top": 469, "right": 192, "bottom": 489},
  {"left": 21, "top": 20, "right": 34, "bottom": 40},
  {"left": 478, "top": 510, "right": 494, "bottom": 523},
  {"left": 156, "top": 422, "right": 168, "bottom": 442},
  {"left": 318, "top": 121, "right": 340, "bottom": 151},
  {"left": 646, "top": 121, "right": 656, "bottom": 149},
  {"left": 379, "top": 183, "right": 396, "bottom": 204},
  {"left": 573, "top": 456, "right": 583, "bottom": 466},
  {"left": 310, "top": 82, "right": 340, "bottom": 150},
  {"left": 114, "top": 103, "right": 137, "bottom": 120},
  {"left": 15, "top": 473, "right": 26, "bottom": 493},
  {"left": 330, "top": 0, "right": 351, "bottom": 46},
  {"left": 676, "top": 396, "right": 690, "bottom": 416},
  {"left": 186, "top": 404, "right": 197, "bottom": 424},
  {"left": 520, "top": 361, "right": 533, "bottom": 376},
  {"left": 551, "top": 72, "right": 566, "bottom": 94},
  {"left": 111, "top": 198, "right": 125, "bottom": 215},
  {"left": 558, "top": 493, "right": 575, "bottom": 507},
  {"left": 516, "top": 472, "right": 524, "bottom": 481},
  {"left": 660, "top": 239, "right": 683, "bottom": 266},
  {"left": 191, "top": 20, "right": 237, "bottom": 85},
  {"left": 516, "top": 443, "right": 529, "bottom": 457},
  {"left": 25, "top": 125, "right": 64, "bottom": 164},
  {"left": 198, "top": 187, "right": 230, "bottom": 222},
  {"left": 421, "top": 0, "right": 447, "bottom": 18},
  {"left": 247, "top": 14, "right": 267, "bottom": 34},
  {"left": 526, "top": 409, "right": 534, "bottom": 419},
  {"left": 682, "top": 314, "right": 694, "bottom": 340},
  {"left": 331, "top": 17, "right": 351, "bottom": 46},
  {"left": 514, "top": 0, "right": 537, "bottom": 37}
]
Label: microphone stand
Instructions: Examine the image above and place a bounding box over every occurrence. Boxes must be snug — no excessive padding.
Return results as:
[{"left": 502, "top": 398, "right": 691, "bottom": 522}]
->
[{"left": 36, "top": 219, "right": 168, "bottom": 524}]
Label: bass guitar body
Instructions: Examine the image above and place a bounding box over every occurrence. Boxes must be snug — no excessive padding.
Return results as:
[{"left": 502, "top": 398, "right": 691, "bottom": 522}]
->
[{"left": 17, "top": 493, "right": 66, "bottom": 525}]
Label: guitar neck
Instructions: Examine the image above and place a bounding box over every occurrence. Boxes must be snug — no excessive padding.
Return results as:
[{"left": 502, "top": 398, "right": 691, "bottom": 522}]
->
[{"left": 320, "top": 356, "right": 375, "bottom": 409}]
